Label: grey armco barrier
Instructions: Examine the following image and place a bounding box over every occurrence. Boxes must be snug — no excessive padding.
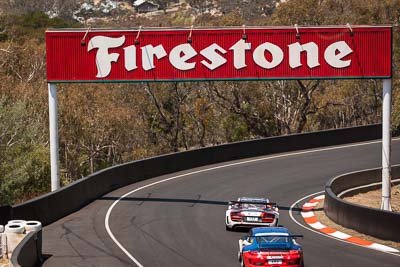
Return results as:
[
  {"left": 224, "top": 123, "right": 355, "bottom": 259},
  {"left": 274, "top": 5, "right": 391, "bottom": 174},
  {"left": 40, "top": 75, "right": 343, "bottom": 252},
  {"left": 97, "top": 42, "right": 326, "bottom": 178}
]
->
[
  {"left": 10, "top": 230, "right": 42, "bottom": 267},
  {"left": 324, "top": 165, "right": 400, "bottom": 242},
  {"left": 0, "top": 124, "right": 381, "bottom": 227}
]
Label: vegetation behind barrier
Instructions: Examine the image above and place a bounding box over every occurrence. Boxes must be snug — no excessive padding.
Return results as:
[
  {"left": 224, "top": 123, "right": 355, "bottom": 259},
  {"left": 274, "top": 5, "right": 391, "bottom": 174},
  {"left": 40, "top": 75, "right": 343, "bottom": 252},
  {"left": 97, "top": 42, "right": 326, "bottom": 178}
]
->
[{"left": 0, "top": 0, "right": 399, "bottom": 205}]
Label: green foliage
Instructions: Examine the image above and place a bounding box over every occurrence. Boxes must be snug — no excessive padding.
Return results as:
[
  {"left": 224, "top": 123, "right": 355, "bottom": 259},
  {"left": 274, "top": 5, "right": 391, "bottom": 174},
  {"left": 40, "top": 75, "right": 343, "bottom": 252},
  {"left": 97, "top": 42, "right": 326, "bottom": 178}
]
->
[
  {"left": 1, "top": 12, "right": 78, "bottom": 42},
  {"left": 223, "top": 115, "right": 249, "bottom": 142},
  {"left": 0, "top": 144, "right": 50, "bottom": 205},
  {"left": 0, "top": 98, "right": 50, "bottom": 205},
  {"left": 16, "top": 12, "right": 71, "bottom": 29}
]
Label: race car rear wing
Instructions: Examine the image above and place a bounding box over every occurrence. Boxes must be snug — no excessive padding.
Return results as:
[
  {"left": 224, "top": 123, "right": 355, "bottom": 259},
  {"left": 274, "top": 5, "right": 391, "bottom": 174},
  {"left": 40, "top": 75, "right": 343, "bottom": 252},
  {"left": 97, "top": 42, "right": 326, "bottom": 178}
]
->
[
  {"left": 228, "top": 201, "right": 277, "bottom": 206},
  {"left": 242, "top": 234, "right": 304, "bottom": 239},
  {"left": 240, "top": 234, "right": 304, "bottom": 247}
]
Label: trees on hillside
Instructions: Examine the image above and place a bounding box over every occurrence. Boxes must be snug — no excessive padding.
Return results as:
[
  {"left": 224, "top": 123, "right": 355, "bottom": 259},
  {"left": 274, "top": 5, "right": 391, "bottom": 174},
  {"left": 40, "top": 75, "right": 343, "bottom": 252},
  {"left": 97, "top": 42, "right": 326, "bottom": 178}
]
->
[{"left": 0, "top": 0, "right": 399, "bottom": 205}]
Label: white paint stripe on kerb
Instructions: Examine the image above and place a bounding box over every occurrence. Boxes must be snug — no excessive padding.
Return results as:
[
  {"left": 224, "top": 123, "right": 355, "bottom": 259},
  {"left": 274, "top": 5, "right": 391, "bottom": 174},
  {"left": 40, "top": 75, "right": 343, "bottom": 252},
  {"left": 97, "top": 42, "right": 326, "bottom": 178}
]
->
[
  {"left": 302, "top": 202, "right": 318, "bottom": 208},
  {"left": 309, "top": 221, "right": 326, "bottom": 230},
  {"left": 368, "top": 243, "right": 400, "bottom": 253},
  {"left": 106, "top": 138, "right": 400, "bottom": 266},
  {"left": 300, "top": 211, "right": 315, "bottom": 218},
  {"left": 329, "top": 231, "right": 352, "bottom": 239}
]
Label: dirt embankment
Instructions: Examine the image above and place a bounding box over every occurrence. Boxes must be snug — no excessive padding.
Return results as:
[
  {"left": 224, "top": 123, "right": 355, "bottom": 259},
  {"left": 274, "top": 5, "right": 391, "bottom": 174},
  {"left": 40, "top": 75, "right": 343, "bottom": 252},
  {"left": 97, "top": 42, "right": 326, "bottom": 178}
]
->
[{"left": 343, "top": 184, "right": 400, "bottom": 212}]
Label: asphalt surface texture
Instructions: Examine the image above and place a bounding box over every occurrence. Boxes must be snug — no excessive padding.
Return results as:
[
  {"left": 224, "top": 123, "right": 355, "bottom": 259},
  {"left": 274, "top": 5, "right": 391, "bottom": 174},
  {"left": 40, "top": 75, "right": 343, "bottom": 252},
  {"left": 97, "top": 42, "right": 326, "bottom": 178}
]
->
[{"left": 42, "top": 139, "right": 400, "bottom": 267}]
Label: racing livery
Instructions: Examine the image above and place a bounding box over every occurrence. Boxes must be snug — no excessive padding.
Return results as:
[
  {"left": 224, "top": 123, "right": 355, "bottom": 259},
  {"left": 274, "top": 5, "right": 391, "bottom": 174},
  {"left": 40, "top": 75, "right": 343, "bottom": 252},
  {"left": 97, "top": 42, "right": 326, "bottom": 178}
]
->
[
  {"left": 226, "top": 197, "right": 279, "bottom": 231},
  {"left": 238, "top": 227, "right": 304, "bottom": 267}
]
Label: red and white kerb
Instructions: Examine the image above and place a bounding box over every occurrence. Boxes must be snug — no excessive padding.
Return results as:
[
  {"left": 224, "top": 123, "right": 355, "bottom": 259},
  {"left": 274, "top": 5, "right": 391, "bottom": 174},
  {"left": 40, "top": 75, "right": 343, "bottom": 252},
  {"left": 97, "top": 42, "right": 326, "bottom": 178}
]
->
[{"left": 301, "top": 195, "right": 399, "bottom": 253}]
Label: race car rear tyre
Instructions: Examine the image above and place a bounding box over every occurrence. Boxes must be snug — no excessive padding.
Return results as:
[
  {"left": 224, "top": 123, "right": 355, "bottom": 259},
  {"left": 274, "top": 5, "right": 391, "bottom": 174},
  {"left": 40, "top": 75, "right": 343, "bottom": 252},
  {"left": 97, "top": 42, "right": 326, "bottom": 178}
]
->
[
  {"left": 226, "top": 225, "right": 233, "bottom": 231},
  {"left": 240, "top": 257, "right": 245, "bottom": 267}
]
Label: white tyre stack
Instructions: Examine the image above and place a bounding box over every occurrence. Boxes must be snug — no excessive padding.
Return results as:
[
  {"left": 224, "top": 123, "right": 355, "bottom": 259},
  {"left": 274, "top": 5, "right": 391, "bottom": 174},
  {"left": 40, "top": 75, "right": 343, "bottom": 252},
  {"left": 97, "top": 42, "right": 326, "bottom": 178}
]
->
[
  {"left": 4, "top": 221, "right": 25, "bottom": 259},
  {"left": 23, "top": 221, "right": 42, "bottom": 233},
  {"left": 2, "top": 220, "right": 42, "bottom": 260},
  {"left": 7, "top": 220, "right": 26, "bottom": 227}
]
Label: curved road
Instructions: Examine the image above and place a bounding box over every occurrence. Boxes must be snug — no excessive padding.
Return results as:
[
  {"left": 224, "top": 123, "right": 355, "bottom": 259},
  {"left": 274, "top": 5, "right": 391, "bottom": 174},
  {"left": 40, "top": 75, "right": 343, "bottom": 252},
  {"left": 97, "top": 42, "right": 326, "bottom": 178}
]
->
[{"left": 43, "top": 139, "right": 400, "bottom": 266}]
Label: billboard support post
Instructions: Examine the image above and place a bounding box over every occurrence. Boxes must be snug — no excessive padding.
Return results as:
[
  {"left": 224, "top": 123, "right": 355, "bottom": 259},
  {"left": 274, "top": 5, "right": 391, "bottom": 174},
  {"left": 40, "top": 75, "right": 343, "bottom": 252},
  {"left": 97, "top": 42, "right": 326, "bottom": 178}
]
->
[
  {"left": 382, "top": 79, "right": 392, "bottom": 211},
  {"left": 48, "top": 83, "right": 60, "bottom": 191}
]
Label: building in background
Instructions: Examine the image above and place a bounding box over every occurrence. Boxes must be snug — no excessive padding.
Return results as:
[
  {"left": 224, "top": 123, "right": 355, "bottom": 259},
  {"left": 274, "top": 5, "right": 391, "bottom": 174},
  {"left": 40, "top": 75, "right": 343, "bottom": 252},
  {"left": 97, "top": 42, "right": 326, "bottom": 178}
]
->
[{"left": 133, "top": 0, "right": 159, "bottom": 13}]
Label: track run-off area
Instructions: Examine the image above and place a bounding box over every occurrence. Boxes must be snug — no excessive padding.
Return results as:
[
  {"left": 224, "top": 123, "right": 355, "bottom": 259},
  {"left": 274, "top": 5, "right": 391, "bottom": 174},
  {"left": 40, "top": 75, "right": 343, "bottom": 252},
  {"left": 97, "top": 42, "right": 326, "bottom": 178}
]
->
[{"left": 42, "top": 139, "right": 400, "bottom": 267}]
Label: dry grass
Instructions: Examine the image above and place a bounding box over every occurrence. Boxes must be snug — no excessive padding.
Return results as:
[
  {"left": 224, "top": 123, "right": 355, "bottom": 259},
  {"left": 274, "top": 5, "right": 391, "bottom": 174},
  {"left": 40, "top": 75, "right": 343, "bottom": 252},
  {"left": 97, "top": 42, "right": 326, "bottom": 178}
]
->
[
  {"left": 313, "top": 185, "right": 400, "bottom": 250},
  {"left": 344, "top": 184, "right": 400, "bottom": 212},
  {"left": 0, "top": 257, "right": 9, "bottom": 266}
]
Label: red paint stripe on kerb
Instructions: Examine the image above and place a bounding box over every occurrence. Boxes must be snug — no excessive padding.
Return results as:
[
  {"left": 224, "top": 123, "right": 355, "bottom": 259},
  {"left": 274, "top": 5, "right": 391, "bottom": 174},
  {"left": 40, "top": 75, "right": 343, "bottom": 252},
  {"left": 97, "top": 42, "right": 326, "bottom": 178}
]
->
[
  {"left": 304, "top": 216, "right": 318, "bottom": 224},
  {"left": 319, "top": 227, "right": 337, "bottom": 234},
  {"left": 346, "top": 236, "right": 374, "bottom": 246},
  {"left": 302, "top": 206, "right": 315, "bottom": 211}
]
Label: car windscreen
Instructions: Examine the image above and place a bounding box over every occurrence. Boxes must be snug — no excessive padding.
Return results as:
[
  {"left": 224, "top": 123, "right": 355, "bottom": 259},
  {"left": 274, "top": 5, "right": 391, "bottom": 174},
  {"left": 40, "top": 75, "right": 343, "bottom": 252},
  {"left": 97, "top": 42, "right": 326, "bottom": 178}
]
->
[
  {"left": 238, "top": 203, "right": 266, "bottom": 209},
  {"left": 256, "top": 236, "right": 291, "bottom": 249}
]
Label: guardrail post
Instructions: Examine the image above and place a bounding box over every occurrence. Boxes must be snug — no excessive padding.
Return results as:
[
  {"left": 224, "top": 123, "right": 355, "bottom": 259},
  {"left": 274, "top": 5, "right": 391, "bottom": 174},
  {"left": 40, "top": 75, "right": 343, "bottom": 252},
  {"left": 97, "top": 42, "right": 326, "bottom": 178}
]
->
[
  {"left": 48, "top": 83, "right": 60, "bottom": 191},
  {"left": 381, "top": 79, "right": 392, "bottom": 211}
]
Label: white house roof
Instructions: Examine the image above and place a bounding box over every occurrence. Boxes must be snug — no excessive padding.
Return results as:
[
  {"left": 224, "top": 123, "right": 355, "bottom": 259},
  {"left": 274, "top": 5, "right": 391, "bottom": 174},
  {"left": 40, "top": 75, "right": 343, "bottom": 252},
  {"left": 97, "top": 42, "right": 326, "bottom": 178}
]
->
[{"left": 133, "top": 0, "right": 146, "bottom": 7}]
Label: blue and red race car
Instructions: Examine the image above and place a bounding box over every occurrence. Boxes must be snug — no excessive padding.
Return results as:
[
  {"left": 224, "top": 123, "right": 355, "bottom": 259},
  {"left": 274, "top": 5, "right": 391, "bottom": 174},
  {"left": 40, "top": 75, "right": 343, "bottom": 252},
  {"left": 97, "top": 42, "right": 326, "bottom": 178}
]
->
[{"left": 238, "top": 227, "right": 304, "bottom": 267}]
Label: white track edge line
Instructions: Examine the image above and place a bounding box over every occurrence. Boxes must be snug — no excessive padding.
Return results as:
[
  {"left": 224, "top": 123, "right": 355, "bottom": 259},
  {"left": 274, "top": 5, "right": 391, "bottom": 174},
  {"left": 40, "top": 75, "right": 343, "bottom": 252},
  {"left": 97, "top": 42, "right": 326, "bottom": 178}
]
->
[
  {"left": 289, "top": 192, "right": 400, "bottom": 257},
  {"left": 106, "top": 138, "right": 400, "bottom": 266}
]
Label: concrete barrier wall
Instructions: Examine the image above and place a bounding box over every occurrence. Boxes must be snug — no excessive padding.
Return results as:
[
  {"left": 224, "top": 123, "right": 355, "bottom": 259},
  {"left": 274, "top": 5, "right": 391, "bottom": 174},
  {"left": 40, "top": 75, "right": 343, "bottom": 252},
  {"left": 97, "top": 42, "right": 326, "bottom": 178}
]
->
[
  {"left": 0, "top": 124, "right": 382, "bottom": 227},
  {"left": 0, "top": 206, "right": 11, "bottom": 226},
  {"left": 10, "top": 230, "right": 42, "bottom": 267},
  {"left": 324, "top": 165, "right": 400, "bottom": 242}
]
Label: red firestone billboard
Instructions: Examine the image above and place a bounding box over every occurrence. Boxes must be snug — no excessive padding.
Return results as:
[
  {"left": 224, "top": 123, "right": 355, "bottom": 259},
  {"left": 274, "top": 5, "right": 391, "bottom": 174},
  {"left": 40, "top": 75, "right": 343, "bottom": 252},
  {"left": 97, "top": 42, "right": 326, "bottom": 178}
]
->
[{"left": 46, "top": 26, "right": 392, "bottom": 82}]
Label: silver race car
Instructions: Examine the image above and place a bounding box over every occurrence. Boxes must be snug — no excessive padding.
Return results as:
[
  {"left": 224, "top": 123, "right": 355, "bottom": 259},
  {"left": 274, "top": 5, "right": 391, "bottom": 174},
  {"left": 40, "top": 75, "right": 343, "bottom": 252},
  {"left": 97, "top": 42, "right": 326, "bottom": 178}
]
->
[{"left": 225, "top": 197, "right": 279, "bottom": 231}]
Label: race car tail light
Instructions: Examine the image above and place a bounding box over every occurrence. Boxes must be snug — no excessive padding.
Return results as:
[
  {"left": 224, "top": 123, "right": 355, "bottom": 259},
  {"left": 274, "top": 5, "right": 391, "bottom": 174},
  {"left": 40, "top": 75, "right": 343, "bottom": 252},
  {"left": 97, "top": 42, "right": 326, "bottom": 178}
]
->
[
  {"left": 230, "top": 211, "right": 243, "bottom": 221},
  {"left": 261, "top": 212, "right": 275, "bottom": 223},
  {"left": 287, "top": 250, "right": 302, "bottom": 265},
  {"left": 289, "top": 250, "right": 301, "bottom": 255},
  {"left": 249, "top": 260, "right": 264, "bottom": 266},
  {"left": 247, "top": 252, "right": 265, "bottom": 266}
]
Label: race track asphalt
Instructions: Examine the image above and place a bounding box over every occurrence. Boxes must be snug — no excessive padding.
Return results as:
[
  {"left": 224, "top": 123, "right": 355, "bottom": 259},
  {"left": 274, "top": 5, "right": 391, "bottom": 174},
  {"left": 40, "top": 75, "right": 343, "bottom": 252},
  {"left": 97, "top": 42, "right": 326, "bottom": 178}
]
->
[{"left": 42, "top": 139, "right": 400, "bottom": 267}]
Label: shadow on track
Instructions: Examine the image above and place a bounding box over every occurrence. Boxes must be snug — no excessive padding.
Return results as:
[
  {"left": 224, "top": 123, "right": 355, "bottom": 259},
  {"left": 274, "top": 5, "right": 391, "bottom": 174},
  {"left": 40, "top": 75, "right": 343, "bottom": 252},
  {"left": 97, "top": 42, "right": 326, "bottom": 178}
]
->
[
  {"left": 99, "top": 196, "right": 312, "bottom": 213},
  {"left": 100, "top": 196, "right": 228, "bottom": 206}
]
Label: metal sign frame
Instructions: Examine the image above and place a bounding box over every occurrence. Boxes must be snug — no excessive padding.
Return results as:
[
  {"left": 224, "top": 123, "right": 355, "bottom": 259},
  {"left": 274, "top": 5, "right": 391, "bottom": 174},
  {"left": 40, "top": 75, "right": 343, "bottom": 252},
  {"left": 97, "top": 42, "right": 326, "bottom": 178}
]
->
[{"left": 46, "top": 25, "right": 393, "bottom": 211}]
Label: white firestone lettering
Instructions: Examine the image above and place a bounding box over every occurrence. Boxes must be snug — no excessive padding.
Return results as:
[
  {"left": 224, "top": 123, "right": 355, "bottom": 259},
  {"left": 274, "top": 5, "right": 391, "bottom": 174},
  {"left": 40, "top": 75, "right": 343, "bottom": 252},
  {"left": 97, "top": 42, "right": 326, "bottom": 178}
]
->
[
  {"left": 253, "top": 42, "right": 284, "bottom": 69},
  {"left": 200, "top": 43, "right": 227, "bottom": 70},
  {"left": 141, "top": 45, "right": 167, "bottom": 71},
  {"left": 324, "top": 41, "right": 352, "bottom": 68},
  {"left": 288, "top": 42, "right": 320, "bottom": 69},
  {"left": 88, "top": 36, "right": 125, "bottom": 78},
  {"left": 124, "top": 45, "right": 137, "bottom": 71},
  {"left": 229, "top": 39, "right": 251, "bottom": 70},
  {"left": 169, "top": 44, "right": 197, "bottom": 70},
  {"left": 88, "top": 35, "right": 354, "bottom": 77}
]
